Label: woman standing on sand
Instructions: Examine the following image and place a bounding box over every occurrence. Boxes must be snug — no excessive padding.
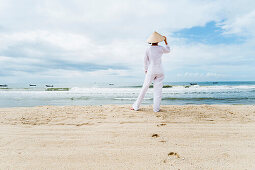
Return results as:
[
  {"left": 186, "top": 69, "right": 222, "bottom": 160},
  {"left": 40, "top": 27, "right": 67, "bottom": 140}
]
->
[{"left": 132, "top": 31, "right": 170, "bottom": 112}]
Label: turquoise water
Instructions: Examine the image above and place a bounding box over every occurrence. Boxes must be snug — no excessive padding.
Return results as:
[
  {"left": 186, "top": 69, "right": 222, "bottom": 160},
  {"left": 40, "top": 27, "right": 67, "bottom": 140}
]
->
[{"left": 0, "top": 81, "right": 255, "bottom": 107}]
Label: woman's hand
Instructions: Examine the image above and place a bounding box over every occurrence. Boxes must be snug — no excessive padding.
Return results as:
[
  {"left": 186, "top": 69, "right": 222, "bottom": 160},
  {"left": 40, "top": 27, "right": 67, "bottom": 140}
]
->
[{"left": 163, "top": 36, "right": 168, "bottom": 45}]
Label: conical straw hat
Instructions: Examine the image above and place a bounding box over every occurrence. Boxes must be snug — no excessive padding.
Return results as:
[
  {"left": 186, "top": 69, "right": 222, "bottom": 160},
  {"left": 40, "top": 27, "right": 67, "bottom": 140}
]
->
[{"left": 147, "top": 31, "right": 165, "bottom": 43}]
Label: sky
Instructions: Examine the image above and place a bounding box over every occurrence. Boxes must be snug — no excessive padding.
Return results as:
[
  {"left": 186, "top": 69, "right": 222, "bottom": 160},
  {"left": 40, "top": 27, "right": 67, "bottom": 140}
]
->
[{"left": 0, "top": 0, "right": 255, "bottom": 85}]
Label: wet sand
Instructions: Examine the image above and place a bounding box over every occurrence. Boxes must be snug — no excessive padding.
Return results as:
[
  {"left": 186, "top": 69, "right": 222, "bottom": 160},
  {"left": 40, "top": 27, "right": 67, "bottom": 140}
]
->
[{"left": 0, "top": 105, "right": 255, "bottom": 169}]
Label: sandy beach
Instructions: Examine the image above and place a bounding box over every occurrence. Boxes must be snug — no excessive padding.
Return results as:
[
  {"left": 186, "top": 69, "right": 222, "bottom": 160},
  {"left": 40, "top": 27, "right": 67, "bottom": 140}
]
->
[{"left": 0, "top": 105, "right": 255, "bottom": 169}]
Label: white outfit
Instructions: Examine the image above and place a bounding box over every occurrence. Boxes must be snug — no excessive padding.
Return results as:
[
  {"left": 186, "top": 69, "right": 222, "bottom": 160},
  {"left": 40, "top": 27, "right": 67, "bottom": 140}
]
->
[{"left": 133, "top": 44, "right": 170, "bottom": 112}]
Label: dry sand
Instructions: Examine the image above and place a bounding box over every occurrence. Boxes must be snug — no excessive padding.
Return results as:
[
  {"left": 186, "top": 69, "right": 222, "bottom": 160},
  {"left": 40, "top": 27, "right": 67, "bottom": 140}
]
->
[{"left": 0, "top": 105, "right": 255, "bottom": 169}]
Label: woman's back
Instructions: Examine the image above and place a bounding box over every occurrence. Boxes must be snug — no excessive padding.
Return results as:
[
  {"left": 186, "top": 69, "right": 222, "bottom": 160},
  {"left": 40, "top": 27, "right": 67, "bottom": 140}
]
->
[{"left": 145, "top": 45, "right": 170, "bottom": 74}]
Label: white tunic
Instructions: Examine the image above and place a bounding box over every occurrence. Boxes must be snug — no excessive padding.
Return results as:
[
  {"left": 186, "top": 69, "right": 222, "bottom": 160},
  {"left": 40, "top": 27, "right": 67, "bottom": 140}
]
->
[{"left": 144, "top": 45, "right": 170, "bottom": 74}]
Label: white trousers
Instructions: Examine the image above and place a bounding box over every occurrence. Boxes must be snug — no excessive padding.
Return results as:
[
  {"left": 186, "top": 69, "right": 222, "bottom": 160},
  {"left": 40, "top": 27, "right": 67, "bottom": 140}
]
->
[{"left": 133, "top": 72, "right": 164, "bottom": 112}]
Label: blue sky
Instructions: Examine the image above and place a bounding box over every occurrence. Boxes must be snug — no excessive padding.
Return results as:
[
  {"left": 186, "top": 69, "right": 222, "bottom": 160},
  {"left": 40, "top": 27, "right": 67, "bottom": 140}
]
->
[
  {"left": 173, "top": 21, "right": 246, "bottom": 45},
  {"left": 0, "top": 0, "right": 255, "bottom": 84}
]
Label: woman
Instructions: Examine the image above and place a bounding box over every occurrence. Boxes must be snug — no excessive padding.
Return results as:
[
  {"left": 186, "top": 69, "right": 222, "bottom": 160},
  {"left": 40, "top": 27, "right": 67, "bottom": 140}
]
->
[{"left": 132, "top": 31, "right": 170, "bottom": 112}]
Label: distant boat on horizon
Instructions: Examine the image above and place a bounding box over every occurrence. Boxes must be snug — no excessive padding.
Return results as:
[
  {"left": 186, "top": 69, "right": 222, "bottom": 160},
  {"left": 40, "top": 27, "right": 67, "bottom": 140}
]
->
[
  {"left": 29, "top": 84, "right": 36, "bottom": 87},
  {"left": 190, "top": 83, "right": 197, "bottom": 85},
  {"left": 0, "top": 84, "right": 8, "bottom": 87},
  {"left": 46, "top": 85, "right": 54, "bottom": 87}
]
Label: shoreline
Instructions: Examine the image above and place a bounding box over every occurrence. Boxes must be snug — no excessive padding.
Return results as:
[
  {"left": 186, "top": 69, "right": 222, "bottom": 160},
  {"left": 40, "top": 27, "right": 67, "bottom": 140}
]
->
[
  {"left": 1, "top": 104, "right": 254, "bottom": 124},
  {"left": 0, "top": 105, "right": 255, "bottom": 169},
  {"left": 0, "top": 103, "right": 253, "bottom": 109}
]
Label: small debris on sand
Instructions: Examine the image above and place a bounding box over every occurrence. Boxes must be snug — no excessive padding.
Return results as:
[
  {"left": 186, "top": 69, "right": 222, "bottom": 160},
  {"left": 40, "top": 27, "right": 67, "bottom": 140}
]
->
[{"left": 159, "top": 140, "right": 166, "bottom": 143}]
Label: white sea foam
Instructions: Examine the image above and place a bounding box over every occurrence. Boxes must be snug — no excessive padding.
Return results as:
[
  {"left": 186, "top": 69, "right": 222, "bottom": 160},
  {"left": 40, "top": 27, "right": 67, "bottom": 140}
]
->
[
  {"left": 114, "top": 97, "right": 152, "bottom": 100},
  {"left": 1, "top": 85, "right": 255, "bottom": 96},
  {"left": 1, "top": 84, "right": 255, "bottom": 107}
]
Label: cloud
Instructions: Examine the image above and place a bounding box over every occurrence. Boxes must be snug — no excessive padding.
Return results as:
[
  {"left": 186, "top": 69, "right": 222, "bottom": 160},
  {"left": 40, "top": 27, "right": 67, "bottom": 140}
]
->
[
  {"left": 177, "top": 72, "right": 225, "bottom": 78},
  {"left": 0, "top": 30, "right": 142, "bottom": 83},
  {"left": 0, "top": 0, "right": 255, "bottom": 83},
  {"left": 220, "top": 10, "right": 255, "bottom": 36}
]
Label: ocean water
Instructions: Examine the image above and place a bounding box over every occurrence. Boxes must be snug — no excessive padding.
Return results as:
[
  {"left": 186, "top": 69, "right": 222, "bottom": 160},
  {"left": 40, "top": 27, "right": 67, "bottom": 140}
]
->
[{"left": 0, "top": 81, "right": 255, "bottom": 107}]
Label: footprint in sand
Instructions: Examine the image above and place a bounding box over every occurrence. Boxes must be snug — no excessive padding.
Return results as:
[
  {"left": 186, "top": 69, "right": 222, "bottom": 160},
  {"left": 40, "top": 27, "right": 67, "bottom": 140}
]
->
[
  {"left": 168, "top": 152, "right": 180, "bottom": 158},
  {"left": 151, "top": 133, "right": 159, "bottom": 138},
  {"left": 157, "top": 123, "right": 166, "bottom": 127},
  {"left": 164, "top": 152, "right": 184, "bottom": 164}
]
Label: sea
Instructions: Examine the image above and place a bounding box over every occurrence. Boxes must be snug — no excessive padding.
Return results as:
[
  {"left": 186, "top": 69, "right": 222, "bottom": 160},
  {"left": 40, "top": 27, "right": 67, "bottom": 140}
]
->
[{"left": 0, "top": 81, "right": 255, "bottom": 107}]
